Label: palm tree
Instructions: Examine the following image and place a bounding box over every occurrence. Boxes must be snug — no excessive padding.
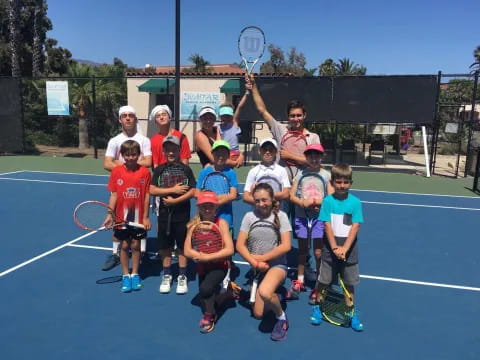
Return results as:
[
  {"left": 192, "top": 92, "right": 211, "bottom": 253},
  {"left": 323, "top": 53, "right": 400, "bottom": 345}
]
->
[
  {"left": 32, "top": 0, "right": 45, "bottom": 76},
  {"left": 68, "top": 63, "right": 93, "bottom": 149},
  {"left": 187, "top": 53, "right": 211, "bottom": 73},
  {"left": 335, "top": 58, "right": 367, "bottom": 75},
  {"left": 8, "top": 0, "right": 21, "bottom": 76},
  {"left": 470, "top": 45, "right": 480, "bottom": 73},
  {"left": 318, "top": 58, "right": 336, "bottom": 76}
]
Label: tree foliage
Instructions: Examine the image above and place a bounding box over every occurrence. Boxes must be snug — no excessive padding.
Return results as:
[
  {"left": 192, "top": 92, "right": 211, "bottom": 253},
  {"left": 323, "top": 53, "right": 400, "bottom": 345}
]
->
[
  {"left": 470, "top": 45, "right": 480, "bottom": 73},
  {"left": 185, "top": 53, "right": 212, "bottom": 73},
  {"left": 318, "top": 58, "right": 367, "bottom": 76},
  {"left": 0, "top": 0, "right": 73, "bottom": 76},
  {"left": 260, "top": 44, "right": 316, "bottom": 76}
]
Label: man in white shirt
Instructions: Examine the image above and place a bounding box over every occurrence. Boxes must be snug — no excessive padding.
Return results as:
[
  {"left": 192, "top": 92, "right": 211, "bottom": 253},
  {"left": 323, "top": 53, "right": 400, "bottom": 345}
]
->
[{"left": 102, "top": 105, "right": 152, "bottom": 271}]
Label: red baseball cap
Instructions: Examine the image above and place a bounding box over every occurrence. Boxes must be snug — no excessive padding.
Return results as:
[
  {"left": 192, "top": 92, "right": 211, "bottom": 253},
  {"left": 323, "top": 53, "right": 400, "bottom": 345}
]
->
[
  {"left": 197, "top": 191, "right": 219, "bottom": 205},
  {"left": 304, "top": 144, "right": 325, "bottom": 154}
]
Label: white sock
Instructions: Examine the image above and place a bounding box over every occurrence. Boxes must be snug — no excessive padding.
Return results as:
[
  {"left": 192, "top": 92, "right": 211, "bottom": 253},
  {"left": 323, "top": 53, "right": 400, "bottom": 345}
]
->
[
  {"left": 276, "top": 311, "right": 286, "bottom": 320},
  {"left": 122, "top": 274, "right": 130, "bottom": 278},
  {"left": 298, "top": 275, "right": 304, "bottom": 283},
  {"left": 140, "top": 239, "right": 146, "bottom": 252},
  {"left": 113, "top": 242, "right": 120, "bottom": 255}
]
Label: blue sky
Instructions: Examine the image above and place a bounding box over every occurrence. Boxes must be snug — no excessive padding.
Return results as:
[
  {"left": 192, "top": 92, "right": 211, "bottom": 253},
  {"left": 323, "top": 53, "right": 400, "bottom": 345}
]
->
[{"left": 47, "top": 0, "right": 479, "bottom": 75}]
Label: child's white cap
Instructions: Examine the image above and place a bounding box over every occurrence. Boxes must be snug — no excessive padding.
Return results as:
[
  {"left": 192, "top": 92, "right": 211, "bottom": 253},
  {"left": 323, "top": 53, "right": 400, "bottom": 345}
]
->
[{"left": 259, "top": 138, "right": 278, "bottom": 149}]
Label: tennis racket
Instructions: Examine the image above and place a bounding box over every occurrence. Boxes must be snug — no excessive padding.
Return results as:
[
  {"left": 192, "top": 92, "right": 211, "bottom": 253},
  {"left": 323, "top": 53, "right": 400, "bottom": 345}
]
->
[
  {"left": 158, "top": 163, "right": 189, "bottom": 236},
  {"left": 246, "top": 219, "right": 280, "bottom": 304},
  {"left": 281, "top": 131, "right": 307, "bottom": 179},
  {"left": 321, "top": 274, "right": 354, "bottom": 327},
  {"left": 256, "top": 174, "right": 283, "bottom": 193},
  {"left": 191, "top": 221, "right": 224, "bottom": 254},
  {"left": 296, "top": 172, "right": 327, "bottom": 248},
  {"left": 73, "top": 200, "right": 145, "bottom": 231},
  {"left": 238, "top": 26, "right": 266, "bottom": 94},
  {"left": 201, "top": 171, "right": 231, "bottom": 196}
]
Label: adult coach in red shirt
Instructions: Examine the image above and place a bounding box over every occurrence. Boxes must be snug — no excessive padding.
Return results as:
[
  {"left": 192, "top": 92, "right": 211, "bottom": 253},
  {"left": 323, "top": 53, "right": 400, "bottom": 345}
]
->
[{"left": 149, "top": 105, "right": 191, "bottom": 167}]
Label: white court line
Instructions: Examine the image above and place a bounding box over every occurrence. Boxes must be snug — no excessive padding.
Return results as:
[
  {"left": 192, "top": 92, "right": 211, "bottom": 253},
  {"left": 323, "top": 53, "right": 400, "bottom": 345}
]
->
[
  {"left": 23, "top": 170, "right": 108, "bottom": 177},
  {"left": 0, "top": 231, "right": 99, "bottom": 278},
  {"left": 353, "top": 188, "right": 480, "bottom": 199},
  {"left": 0, "top": 170, "right": 25, "bottom": 176},
  {"left": 66, "top": 244, "right": 480, "bottom": 292},
  {"left": 0, "top": 177, "right": 105, "bottom": 186},
  {"left": 360, "top": 274, "right": 480, "bottom": 292},
  {"left": 363, "top": 200, "right": 480, "bottom": 211}
]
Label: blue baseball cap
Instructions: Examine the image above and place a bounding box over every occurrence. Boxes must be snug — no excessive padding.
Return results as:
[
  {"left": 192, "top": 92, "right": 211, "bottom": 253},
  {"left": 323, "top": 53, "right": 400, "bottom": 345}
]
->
[{"left": 219, "top": 106, "right": 234, "bottom": 117}]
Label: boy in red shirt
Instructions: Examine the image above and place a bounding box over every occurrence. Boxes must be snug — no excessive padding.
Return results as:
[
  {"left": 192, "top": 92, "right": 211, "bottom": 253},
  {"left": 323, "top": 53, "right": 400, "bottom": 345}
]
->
[{"left": 104, "top": 140, "right": 152, "bottom": 292}]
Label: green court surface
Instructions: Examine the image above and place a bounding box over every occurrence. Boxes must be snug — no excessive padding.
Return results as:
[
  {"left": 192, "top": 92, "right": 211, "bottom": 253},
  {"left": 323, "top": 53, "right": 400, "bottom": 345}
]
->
[{"left": 0, "top": 155, "right": 477, "bottom": 197}]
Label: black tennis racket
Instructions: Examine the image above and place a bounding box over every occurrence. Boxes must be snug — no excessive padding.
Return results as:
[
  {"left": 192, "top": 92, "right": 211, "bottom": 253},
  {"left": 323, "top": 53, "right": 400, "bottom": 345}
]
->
[
  {"left": 296, "top": 172, "right": 327, "bottom": 248},
  {"left": 158, "top": 163, "right": 189, "bottom": 236},
  {"left": 73, "top": 200, "right": 145, "bottom": 231},
  {"left": 246, "top": 219, "right": 280, "bottom": 304},
  {"left": 321, "top": 274, "right": 355, "bottom": 327}
]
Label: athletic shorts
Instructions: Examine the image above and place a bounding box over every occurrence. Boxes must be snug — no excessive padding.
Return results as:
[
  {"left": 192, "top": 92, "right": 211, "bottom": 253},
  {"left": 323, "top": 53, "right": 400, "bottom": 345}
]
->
[
  {"left": 114, "top": 228, "right": 146, "bottom": 242},
  {"left": 317, "top": 260, "right": 360, "bottom": 287},
  {"left": 294, "top": 217, "right": 325, "bottom": 240},
  {"left": 157, "top": 220, "right": 188, "bottom": 250}
]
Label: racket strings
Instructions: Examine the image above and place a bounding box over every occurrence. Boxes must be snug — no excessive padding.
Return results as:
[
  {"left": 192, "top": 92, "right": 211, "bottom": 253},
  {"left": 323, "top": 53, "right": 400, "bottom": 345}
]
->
[
  {"left": 192, "top": 223, "right": 223, "bottom": 254},
  {"left": 74, "top": 202, "right": 113, "bottom": 230},
  {"left": 256, "top": 175, "right": 282, "bottom": 193},
  {"left": 281, "top": 133, "right": 307, "bottom": 164},
  {"left": 246, "top": 222, "right": 280, "bottom": 255},
  {"left": 159, "top": 165, "right": 188, "bottom": 188},
  {"left": 298, "top": 177, "right": 326, "bottom": 201},
  {"left": 239, "top": 28, "right": 265, "bottom": 60},
  {"left": 202, "top": 173, "right": 230, "bottom": 195}
]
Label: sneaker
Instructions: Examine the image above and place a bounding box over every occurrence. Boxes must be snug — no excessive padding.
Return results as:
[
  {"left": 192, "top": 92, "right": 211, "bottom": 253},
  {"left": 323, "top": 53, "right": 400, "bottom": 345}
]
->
[
  {"left": 159, "top": 274, "right": 172, "bottom": 293},
  {"left": 131, "top": 274, "right": 142, "bottom": 291},
  {"left": 102, "top": 254, "right": 120, "bottom": 271},
  {"left": 121, "top": 275, "right": 131, "bottom": 293},
  {"left": 308, "top": 289, "right": 317, "bottom": 305},
  {"left": 286, "top": 280, "right": 305, "bottom": 299},
  {"left": 346, "top": 308, "right": 364, "bottom": 331},
  {"left": 271, "top": 316, "right": 289, "bottom": 341},
  {"left": 310, "top": 305, "right": 323, "bottom": 325},
  {"left": 176, "top": 275, "right": 188, "bottom": 294},
  {"left": 199, "top": 313, "right": 217, "bottom": 333}
]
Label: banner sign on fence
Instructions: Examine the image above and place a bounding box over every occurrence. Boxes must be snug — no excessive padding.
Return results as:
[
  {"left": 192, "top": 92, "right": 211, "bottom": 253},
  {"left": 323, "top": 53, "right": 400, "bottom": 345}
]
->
[
  {"left": 180, "top": 91, "right": 220, "bottom": 120},
  {"left": 46, "top": 81, "right": 70, "bottom": 116}
]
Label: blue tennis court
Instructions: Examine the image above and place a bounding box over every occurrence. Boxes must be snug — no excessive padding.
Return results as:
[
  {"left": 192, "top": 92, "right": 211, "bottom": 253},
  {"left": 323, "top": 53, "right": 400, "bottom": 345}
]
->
[{"left": 1, "top": 170, "right": 479, "bottom": 359}]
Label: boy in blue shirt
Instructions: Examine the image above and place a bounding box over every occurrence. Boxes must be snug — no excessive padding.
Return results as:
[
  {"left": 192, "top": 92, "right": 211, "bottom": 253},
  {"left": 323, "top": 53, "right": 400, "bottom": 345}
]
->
[{"left": 310, "top": 163, "right": 364, "bottom": 331}]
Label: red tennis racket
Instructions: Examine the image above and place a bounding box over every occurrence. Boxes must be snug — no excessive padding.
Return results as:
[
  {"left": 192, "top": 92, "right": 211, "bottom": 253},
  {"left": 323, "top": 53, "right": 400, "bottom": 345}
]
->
[{"left": 191, "top": 221, "right": 224, "bottom": 254}]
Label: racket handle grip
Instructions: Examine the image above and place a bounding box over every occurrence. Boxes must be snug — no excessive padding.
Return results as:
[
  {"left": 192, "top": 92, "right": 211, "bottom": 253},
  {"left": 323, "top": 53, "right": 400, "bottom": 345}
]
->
[
  {"left": 127, "top": 221, "right": 145, "bottom": 229},
  {"left": 249, "top": 278, "right": 258, "bottom": 304}
]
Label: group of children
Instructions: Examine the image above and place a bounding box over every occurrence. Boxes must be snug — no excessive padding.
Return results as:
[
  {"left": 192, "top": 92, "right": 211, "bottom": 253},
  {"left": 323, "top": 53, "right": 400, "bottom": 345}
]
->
[{"left": 102, "top": 97, "right": 364, "bottom": 342}]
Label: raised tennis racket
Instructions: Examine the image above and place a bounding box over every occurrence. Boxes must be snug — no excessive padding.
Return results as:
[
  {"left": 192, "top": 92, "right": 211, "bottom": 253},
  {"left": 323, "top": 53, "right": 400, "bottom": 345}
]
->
[
  {"left": 281, "top": 131, "right": 307, "bottom": 179},
  {"left": 246, "top": 219, "right": 280, "bottom": 304},
  {"left": 238, "top": 26, "right": 266, "bottom": 94},
  {"left": 191, "top": 221, "right": 224, "bottom": 254},
  {"left": 201, "top": 171, "right": 231, "bottom": 195},
  {"left": 296, "top": 172, "right": 327, "bottom": 248},
  {"left": 321, "top": 274, "right": 354, "bottom": 327},
  {"left": 73, "top": 200, "right": 145, "bottom": 231},
  {"left": 158, "top": 163, "right": 189, "bottom": 236},
  {"left": 238, "top": 26, "right": 266, "bottom": 75},
  {"left": 256, "top": 174, "right": 282, "bottom": 193}
]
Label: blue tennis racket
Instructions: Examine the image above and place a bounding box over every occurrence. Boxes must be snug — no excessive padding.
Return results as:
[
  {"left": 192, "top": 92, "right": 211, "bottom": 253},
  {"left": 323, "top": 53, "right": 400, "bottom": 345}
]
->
[{"left": 201, "top": 171, "right": 231, "bottom": 195}]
